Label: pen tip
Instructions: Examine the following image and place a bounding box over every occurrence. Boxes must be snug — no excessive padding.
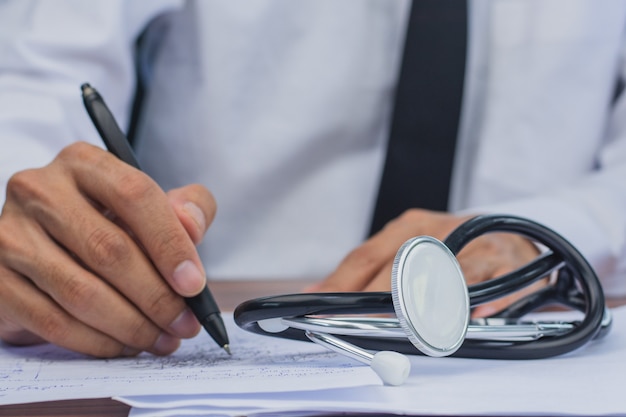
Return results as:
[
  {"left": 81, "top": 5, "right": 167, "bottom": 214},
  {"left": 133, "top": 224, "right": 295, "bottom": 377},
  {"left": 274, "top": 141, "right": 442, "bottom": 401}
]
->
[{"left": 223, "top": 344, "right": 231, "bottom": 355}]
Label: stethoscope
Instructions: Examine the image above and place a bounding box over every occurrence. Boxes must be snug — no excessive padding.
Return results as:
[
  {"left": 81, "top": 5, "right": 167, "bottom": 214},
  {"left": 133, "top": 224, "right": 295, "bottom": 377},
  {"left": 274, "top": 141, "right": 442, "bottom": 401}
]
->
[{"left": 234, "top": 214, "right": 613, "bottom": 386}]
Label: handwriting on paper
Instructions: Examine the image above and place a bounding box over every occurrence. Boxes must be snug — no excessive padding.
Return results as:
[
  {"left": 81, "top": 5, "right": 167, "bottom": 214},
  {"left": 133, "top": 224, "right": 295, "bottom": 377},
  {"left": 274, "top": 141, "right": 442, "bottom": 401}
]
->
[{"left": 0, "top": 314, "right": 380, "bottom": 405}]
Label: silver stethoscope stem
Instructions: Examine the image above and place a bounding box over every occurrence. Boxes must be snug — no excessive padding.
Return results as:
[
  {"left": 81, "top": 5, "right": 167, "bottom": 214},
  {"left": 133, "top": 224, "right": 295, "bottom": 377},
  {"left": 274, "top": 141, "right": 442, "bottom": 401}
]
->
[
  {"left": 305, "top": 330, "right": 411, "bottom": 386},
  {"left": 305, "top": 331, "right": 374, "bottom": 363},
  {"left": 283, "top": 317, "right": 405, "bottom": 338},
  {"left": 284, "top": 316, "right": 576, "bottom": 341}
]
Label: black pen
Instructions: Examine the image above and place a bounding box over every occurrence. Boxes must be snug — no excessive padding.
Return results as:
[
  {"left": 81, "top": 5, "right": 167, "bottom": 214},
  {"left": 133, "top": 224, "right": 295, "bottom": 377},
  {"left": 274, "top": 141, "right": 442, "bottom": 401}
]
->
[{"left": 81, "top": 83, "right": 231, "bottom": 354}]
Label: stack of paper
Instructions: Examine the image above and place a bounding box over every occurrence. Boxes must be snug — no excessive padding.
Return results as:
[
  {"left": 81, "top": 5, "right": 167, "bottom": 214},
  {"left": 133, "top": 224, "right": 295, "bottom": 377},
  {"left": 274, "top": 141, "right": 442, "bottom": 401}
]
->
[
  {"left": 122, "top": 307, "right": 626, "bottom": 416},
  {"left": 1, "top": 307, "right": 625, "bottom": 416}
]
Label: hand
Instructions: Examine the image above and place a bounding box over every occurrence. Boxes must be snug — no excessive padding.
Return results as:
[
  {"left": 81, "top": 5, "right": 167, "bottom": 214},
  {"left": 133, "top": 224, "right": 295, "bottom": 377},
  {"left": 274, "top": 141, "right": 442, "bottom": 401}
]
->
[
  {"left": 309, "top": 209, "right": 542, "bottom": 316},
  {"left": 0, "top": 142, "right": 216, "bottom": 357}
]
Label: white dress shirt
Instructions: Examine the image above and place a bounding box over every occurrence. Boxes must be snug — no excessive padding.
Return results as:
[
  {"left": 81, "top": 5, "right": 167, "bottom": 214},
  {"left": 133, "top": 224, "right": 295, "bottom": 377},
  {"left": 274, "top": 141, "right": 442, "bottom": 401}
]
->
[{"left": 1, "top": 0, "right": 626, "bottom": 296}]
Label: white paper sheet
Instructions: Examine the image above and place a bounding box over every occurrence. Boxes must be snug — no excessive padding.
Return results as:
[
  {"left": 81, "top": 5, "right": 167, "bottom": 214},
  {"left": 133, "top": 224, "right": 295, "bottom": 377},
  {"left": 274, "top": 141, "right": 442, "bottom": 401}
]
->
[
  {"left": 120, "top": 306, "right": 626, "bottom": 417},
  {"left": 2, "top": 304, "right": 625, "bottom": 416},
  {"left": 0, "top": 314, "right": 380, "bottom": 405}
]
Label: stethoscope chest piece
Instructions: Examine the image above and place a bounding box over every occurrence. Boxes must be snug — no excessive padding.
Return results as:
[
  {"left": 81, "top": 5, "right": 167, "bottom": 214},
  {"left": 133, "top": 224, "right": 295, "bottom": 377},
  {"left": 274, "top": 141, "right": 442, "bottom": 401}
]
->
[{"left": 392, "top": 236, "right": 469, "bottom": 357}]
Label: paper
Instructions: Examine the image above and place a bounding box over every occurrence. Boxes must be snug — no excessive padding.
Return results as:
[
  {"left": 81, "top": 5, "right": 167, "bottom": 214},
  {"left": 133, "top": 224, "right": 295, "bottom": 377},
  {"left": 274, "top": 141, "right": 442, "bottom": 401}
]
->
[
  {"left": 2, "top": 306, "right": 626, "bottom": 416},
  {"left": 0, "top": 314, "right": 380, "bottom": 405},
  {"left": 120, "top": 306, "right": 626, "bottom": 417}
]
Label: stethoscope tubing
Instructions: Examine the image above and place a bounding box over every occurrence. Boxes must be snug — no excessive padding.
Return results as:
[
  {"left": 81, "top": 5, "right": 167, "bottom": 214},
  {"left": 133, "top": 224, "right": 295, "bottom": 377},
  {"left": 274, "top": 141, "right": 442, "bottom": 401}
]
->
[
  {"left": 445, "top": 215, "right": 606, "bottom": 359},
  {"left": 234, "top": 215, "right": 610, "bottom": 360}
]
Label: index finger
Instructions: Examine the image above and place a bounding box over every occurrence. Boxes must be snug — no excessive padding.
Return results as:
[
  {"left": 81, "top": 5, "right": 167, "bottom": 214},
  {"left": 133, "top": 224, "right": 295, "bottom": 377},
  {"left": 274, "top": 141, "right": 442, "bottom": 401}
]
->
[{"left": 61, "top": 143, "right": 210, "bottom": 297}]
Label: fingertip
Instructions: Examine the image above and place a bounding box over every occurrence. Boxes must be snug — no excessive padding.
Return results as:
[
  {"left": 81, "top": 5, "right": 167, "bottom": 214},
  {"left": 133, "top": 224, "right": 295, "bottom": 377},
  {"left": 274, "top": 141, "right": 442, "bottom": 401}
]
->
[
  {"left": 151, "top": 333, "right": 181, "bottom": 356},
  {"left": 168, "top": 308, "right": 201, "bottom": 338},
  {"left": 0, "top": 324, "right": 48, "bottom": 346},
  {"left": 120, "top": 346, "right": 141, "bottom": 357},
  {"left": 172, "top": 260, "right": 206, "bottom": 296}
]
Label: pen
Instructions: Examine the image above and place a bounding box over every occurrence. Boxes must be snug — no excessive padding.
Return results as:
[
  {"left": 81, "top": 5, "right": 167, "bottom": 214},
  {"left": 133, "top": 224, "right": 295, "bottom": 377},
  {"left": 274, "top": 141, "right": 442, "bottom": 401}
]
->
[{"left": 80, "top": 83, "right": 231, "bottom": 355}]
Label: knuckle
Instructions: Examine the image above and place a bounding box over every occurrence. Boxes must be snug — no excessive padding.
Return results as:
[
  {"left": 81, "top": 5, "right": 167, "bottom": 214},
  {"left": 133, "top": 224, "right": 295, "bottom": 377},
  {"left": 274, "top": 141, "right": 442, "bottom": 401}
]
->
[
  {"left": 5, "top": 169, "right": 48, "bottom": 205},
  {"left": 150, "top": 226, "right": 191, "bottom": 260},
  {"left": 85, "top": 227, "right": 132, "bottom": 268},
  {"left": 397, "top": 208, "right": 426, "bottom": 224},
  {"left": 57, "top": 141, "right": 93, "bottom": 160},
  {"left": 60, "top": 142, "right": 158, "bottom": 204},
  {"left": 57, "top": 141, "right": 103, "bottom": 168},
  {"left": 60, "top": 275, "right": 100, "bottom": 316},
  {"left": 125, "top": 317, "right": 160, "bottom": 350},
  {"left": 36, "top": 309, "right": 72, "bottom": 344},
  {"left": 343, "top": 245, "right": 381, "bottom": 273},
  {"left": 0, "top": 219, "right": 19, "bottom": 256},
  {"left": 144, "top": 286, "right": 182, "bottom": 324},
  {"left": 381, "top": 208, "right": 429, "bottom": 235},
  {"left": 113, "top": 172, "right": 157, "bottom": 203}
]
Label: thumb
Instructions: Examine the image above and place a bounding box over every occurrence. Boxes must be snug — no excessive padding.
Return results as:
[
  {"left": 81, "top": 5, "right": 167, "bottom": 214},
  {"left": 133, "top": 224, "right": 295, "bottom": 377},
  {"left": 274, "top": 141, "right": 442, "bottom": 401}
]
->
[{"left": 167, "top": 184, "right": 216, "bottom": 245}]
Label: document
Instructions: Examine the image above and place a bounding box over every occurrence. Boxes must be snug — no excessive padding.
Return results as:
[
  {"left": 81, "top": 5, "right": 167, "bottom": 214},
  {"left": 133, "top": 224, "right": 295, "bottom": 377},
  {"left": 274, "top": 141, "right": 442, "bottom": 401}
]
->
[
  {"left": 120, "top": 306, "right": 626, "bottom": 417},
  {"left": 2, "top": 306, "right": 626, "bottom": 416},
  {"left": 0, "top": 315, "right": 380, "bottom": 405}
]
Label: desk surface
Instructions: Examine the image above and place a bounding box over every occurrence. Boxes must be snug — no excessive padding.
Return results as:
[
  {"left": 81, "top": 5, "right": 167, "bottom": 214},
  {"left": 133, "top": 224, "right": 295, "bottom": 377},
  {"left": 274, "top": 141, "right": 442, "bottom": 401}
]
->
[{"left": 1, "top": 279, "right": 624, "bottom": 417}]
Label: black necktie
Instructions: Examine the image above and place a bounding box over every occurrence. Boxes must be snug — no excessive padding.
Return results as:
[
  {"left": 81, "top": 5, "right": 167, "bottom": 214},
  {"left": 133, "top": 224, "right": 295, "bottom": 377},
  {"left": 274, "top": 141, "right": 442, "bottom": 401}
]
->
[{"left": 369, "top": 0, "right": 468, "bottom": 236}]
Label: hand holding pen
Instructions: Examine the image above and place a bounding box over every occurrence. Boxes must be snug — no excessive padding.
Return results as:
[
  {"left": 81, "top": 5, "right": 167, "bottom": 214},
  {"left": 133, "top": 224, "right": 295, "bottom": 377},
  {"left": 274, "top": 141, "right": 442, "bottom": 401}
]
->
[
  {"left": 0, "top": 103, "right": 221, "bottom": 358},
  {"left": 81, "top": 83, "right": 230, "bottom": 354}
]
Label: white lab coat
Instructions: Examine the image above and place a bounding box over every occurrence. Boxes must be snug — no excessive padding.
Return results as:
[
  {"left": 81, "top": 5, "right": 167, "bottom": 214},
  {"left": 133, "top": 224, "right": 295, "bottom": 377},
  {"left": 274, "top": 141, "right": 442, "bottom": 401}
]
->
[{"left": 1, "top": 0, "right": 626, "bottom": 296}]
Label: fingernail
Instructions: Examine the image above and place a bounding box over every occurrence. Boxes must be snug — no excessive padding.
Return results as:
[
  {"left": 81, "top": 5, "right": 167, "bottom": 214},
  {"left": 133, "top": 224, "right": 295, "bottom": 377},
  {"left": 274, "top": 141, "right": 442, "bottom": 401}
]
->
[
  {"left": 183, "top": 202, "right": 205, "bottom": 231},
  {"left": 173, "top": 260, "right": 206, "bottom": 296},
  {"left": 152, "top": 333, "right": 181, "bottom": 356},
  {"left": 169, "top": 308, "right": 200, "bottom": 337}
]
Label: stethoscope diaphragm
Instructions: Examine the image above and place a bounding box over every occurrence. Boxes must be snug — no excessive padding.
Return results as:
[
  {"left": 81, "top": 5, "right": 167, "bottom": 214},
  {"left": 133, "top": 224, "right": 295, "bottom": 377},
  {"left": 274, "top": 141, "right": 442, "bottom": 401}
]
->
[{"left": 391, "top": 236, "right": 469, "bottom": 357}]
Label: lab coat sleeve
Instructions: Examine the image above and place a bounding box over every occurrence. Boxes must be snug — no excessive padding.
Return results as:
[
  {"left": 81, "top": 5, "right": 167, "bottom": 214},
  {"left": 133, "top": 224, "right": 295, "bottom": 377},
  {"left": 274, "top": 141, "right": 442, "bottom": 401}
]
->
[
  {"left": 0, "top": 0, "right": 182, "bottom": 206},
  {"left": 465, "top": 62, "right": 626, "bottom": 297}
]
